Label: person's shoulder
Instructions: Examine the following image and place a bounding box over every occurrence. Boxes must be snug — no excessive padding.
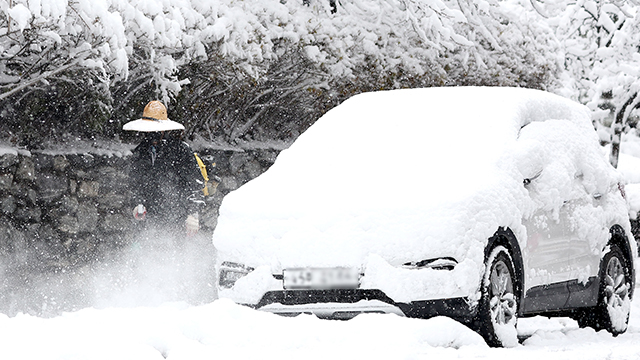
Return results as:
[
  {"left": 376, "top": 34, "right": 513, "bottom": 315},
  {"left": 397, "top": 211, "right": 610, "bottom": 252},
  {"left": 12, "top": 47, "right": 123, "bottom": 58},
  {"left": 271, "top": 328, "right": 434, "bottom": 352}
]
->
[
  {"left": 181, "top": 141, "right": 197, "bottom": 160},
  {"left": 166, "top": 137, "right": 194, "bottom": 156},
  {"left": 169, "top": 137, "right": 193, "bottom": 151},
  {"left": 133, "top": 139, "right": 150, "bottom": 154}
]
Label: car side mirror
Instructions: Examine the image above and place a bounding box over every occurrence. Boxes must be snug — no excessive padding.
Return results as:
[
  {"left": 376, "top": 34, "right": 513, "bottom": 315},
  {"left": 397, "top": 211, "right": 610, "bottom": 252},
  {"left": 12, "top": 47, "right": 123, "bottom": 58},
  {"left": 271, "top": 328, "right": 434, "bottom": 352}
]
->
[
  {"left": 523, "top": 171, "right": 542, "bottom": 187},
  {"left": 514, "top": 132, "right": 544, "bottom": 188}
]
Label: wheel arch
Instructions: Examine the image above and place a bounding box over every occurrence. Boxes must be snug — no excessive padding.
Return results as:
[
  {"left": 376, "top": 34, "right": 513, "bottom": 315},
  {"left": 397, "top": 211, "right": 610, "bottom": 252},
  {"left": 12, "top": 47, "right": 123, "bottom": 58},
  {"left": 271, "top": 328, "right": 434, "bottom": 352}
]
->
[
  {"left": 607, "top": 224, "right": 635, "bottom": 297},
  {"left": 485, "top": 227, "right": 525, "bottom": 314}
]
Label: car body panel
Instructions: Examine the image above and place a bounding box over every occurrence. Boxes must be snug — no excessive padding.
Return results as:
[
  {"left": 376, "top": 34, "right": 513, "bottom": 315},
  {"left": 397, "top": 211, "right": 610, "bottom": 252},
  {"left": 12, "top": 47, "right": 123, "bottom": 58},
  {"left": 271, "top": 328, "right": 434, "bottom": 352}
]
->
[{"left": 212, "top": 87, "right": 636, "bottom": 319}]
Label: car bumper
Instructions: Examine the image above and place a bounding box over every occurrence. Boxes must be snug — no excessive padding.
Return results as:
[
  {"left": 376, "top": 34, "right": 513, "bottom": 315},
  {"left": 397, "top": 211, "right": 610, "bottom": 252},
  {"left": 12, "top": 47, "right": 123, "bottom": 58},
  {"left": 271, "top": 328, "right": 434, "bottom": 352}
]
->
[
  {"left": 219, "top": 254, "right": 480, "bottom": 302},
  {"left": 248, "top": 289, "right": 476, "bottom": 321},
  {"left": 217, "top": 253, "right": 482, "bottom": 321}
]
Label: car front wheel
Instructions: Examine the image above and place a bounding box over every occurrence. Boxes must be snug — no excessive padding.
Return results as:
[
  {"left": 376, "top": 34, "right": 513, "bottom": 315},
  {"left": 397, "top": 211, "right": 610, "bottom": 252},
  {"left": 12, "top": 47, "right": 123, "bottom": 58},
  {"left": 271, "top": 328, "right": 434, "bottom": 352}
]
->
[
  {"left": 474, "top": 245, "right": 519, "bottom": 347},
  {"left": 574, "top": 243, "right": 631, "bottom": 335}
]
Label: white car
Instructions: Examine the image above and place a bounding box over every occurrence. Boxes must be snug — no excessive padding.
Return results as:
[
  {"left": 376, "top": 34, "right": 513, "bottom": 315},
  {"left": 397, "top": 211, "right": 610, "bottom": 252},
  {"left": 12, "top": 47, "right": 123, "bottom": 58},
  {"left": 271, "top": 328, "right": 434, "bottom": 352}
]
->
[{"left": 212, "top": 87, "right": 636, "bottom": 347}]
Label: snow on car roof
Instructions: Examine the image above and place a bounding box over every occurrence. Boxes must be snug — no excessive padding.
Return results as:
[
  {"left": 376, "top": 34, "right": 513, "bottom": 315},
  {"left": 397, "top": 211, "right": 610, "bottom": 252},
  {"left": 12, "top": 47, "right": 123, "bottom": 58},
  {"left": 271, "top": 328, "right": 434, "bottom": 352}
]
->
[{"left": 212, "top": 87, "right": 621, "bottom": 273}]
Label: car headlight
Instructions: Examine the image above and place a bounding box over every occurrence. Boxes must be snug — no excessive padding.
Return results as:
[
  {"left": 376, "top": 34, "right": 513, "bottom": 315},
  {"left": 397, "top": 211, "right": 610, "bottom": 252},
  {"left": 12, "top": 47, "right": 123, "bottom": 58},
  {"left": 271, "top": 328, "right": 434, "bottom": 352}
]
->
[
  {"left": 402, "top": 257, "right": 457, "bottom": 270},
  {"left": 218, "top": 261, "right": 254, "bottom": 289}
]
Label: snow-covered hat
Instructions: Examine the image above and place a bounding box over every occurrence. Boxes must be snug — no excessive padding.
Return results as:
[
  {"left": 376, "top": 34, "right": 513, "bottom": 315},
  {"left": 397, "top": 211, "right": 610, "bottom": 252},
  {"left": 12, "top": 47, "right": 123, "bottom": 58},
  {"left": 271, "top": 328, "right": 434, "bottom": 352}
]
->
[{"left": 122, "top": 100, "right": 185, "bottom": 132}]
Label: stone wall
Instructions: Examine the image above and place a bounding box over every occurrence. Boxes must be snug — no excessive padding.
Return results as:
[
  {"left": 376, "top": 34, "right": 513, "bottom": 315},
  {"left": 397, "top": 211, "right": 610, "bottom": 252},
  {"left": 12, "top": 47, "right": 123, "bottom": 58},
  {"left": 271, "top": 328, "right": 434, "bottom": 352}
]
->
[{"left": 0, "top": 145, "right": 281, "bottom": 272}]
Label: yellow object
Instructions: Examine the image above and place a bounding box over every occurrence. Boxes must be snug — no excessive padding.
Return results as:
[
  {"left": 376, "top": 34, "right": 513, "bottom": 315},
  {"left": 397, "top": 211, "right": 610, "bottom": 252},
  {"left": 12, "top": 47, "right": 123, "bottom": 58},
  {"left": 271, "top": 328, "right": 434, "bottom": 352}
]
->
[{"left": 194, "top": 153, "right": 210, "bottom": 196}]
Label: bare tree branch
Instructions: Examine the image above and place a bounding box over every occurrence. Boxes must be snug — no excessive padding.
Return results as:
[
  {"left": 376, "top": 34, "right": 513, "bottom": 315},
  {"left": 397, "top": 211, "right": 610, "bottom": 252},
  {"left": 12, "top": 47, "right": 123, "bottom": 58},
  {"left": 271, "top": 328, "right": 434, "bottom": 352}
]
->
[{"left": 0, "top": 59, "right": 83, "bottom": 101}]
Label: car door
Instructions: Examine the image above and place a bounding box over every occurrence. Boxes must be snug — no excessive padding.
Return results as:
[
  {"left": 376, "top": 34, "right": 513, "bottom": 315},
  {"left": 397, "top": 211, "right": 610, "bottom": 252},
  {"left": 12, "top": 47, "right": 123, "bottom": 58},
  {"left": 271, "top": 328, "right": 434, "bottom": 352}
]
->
[
  {"left": 563, "top": 174, "right": 612, "bottom": 308},
  {"left": 516, "top": 121, "right": 594, "bottom": 313},
  {"left": 564, "top": 174, "right": 601, "bottom": 280},
  {"left": 521, "top": 194, "right": 575, "bottom": 313}
]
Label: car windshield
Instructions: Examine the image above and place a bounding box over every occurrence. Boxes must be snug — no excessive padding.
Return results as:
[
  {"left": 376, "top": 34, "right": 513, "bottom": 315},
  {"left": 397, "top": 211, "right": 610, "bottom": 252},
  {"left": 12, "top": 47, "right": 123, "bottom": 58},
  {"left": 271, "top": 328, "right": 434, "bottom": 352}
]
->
[{"left": 221, "top": 87, "right": 590, "bottom": 213}]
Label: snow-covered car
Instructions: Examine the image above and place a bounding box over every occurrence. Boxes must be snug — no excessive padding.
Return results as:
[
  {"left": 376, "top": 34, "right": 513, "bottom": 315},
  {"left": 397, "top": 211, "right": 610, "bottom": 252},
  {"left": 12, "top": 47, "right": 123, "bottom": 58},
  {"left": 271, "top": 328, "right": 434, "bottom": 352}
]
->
[{"left": 212, "top": 87, "right": 637, "bottom": 347}]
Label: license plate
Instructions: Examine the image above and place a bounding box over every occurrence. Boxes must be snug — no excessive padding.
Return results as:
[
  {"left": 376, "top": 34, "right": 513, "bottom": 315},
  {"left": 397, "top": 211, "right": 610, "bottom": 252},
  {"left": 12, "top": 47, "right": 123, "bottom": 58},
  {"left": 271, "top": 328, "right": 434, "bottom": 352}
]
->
[{"left": 283, "top": 267, "right": 360, "bottom": 290}]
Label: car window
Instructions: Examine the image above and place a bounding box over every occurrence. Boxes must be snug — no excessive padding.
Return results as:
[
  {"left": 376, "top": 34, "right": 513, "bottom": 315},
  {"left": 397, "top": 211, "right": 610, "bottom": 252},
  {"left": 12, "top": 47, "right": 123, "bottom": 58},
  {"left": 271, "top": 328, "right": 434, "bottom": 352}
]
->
[{"left": 517, "top": 120, "right": 595, "bottom": 207}]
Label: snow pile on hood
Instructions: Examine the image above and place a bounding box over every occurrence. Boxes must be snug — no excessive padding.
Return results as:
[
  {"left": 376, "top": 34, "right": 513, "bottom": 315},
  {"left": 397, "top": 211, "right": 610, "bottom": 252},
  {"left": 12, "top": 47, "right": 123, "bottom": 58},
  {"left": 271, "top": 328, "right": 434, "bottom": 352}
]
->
[{"left": 212, "top": 87, "right": 623, "bottom": 273}]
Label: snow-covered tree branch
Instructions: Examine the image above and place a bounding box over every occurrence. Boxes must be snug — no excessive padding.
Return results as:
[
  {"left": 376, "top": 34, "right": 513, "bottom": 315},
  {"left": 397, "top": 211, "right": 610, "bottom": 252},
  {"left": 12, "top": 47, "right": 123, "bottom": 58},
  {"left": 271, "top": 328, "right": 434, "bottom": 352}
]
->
[
  {"left": 0, "top": 0, "right": 565, "bottom": 145},
  {"left": 543, "top": 0, "right": 640, "bottom": 167}
]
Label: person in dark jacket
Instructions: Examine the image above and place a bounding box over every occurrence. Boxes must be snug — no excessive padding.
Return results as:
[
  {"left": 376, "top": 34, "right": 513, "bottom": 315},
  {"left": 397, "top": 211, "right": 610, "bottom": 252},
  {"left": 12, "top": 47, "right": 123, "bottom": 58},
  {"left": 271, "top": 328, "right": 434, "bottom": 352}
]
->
[{"left": 123, "top": 100, "right": 204, "bottom": 237}]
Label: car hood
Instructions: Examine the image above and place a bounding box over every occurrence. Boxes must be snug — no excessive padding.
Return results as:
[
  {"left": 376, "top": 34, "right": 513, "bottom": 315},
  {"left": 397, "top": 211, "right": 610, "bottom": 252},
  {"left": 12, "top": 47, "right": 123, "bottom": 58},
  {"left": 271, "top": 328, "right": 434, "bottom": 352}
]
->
[{"left": 214, "top": 174, "right": 528, "bottom": 271}]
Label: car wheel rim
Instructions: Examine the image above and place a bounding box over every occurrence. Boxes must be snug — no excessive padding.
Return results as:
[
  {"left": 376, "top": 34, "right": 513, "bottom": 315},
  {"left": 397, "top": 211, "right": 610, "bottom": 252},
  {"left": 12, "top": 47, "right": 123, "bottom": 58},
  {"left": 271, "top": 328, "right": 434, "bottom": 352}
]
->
[
  {"left": 604, "top": 256, "right": 628, "bottom": 309},
  {"left": 489, "top": 259, "right": 516, "bottom": 325}
]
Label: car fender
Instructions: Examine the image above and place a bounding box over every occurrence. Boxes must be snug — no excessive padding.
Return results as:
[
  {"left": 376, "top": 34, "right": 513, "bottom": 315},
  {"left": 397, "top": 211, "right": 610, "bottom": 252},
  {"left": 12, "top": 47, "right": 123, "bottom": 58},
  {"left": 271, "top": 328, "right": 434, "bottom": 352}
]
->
[
  {"left": 607, "top": 224, "right": 636, "bottom": 297},
  {"left": 484, "top": 227, "right": 525, "bottom": 315}
]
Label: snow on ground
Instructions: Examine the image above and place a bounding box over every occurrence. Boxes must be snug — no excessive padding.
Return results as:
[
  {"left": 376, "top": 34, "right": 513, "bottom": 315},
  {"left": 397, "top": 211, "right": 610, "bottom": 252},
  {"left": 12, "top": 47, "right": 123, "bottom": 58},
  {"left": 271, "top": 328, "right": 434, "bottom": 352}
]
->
[{"left": 1, "top": 284, "right": 640, "bottom": 360}]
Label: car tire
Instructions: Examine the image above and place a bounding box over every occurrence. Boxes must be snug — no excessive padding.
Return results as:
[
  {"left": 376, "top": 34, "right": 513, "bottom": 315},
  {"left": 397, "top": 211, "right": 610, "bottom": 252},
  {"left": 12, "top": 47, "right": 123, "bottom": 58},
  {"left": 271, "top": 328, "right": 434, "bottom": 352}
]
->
[
  {"left": 474, "top": 245, "right": 519, "bottom": 347},
  {"left": 574, "top": 243, "right": 631, "bottom": 335}
]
